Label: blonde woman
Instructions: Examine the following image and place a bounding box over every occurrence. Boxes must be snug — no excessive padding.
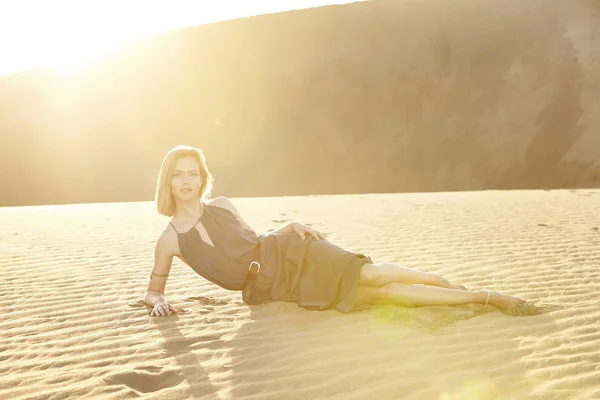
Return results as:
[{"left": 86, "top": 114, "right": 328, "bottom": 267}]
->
[{"left": 145, "top": 145, "right": 525, "bottom": 317}]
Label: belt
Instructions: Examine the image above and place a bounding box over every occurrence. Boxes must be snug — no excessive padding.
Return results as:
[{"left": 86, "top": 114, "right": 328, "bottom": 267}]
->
[{"left": 242, "top": 243, "right": 267, "bottom": 304}]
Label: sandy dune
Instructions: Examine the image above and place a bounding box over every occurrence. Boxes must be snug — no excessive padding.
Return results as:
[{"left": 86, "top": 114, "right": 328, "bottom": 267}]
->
[
  {"left": 1, "top": 190, "right": 600, "bottom": 399},
  {"left": 2, "top": 0, "right": 600, "bottom": 207}
]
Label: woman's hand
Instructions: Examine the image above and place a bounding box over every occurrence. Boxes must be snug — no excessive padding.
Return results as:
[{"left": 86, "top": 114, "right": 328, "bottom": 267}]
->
[
  {"left": 150, "top": 300, "right": 177, "bottom": 317},
  {"left": 284, "top": 222, "right": 327, "bottom": 241}
]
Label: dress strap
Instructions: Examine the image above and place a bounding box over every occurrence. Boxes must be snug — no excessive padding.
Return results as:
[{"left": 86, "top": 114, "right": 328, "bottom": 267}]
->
[
  {"left": 191, "top": 217, "right": 202, "bottom": 229},
  {"left": 169, "top": 203, "right": 206, "bottom": 234},
  {"left": 168, "top": 221, "right": 179, "bottom": 234},
  {"left": 169, "top": 217, "right": 202, "bottom": 234}
]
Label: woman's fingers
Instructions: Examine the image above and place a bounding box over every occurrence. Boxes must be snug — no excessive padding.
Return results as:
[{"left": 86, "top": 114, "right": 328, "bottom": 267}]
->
[
  {"left": 298, "top": 229, "right": 325, "bottom": 240},
  {"left": 150, "top": 304, "right": 177, "bottom": 317},
  {"left": 153, "top": 306, "right": 164, "bottom": 317},
  {"left": 292, "top": 224, "right": 327, "bottom": 241},
  {"left": 310, "top": 229, "right": 326, "bottom": 240},
  {"left": 293, "top": 226, "right": 306, "bottom": 240}
]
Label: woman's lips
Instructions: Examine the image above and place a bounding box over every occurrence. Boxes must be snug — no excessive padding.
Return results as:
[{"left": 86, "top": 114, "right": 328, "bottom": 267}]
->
[{"left": 181, "top": 188, "right": 193, "bottom": 193}]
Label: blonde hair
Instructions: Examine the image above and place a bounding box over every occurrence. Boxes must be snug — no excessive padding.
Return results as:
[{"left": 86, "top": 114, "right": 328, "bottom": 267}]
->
[{"left": 155, "top": 145, "right": 214, "bottom": 217}]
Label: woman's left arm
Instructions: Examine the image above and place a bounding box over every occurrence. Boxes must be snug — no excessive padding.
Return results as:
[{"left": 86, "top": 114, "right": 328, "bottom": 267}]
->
[{"left": 272, "top": 221, "right": 326, "bottom": 241}]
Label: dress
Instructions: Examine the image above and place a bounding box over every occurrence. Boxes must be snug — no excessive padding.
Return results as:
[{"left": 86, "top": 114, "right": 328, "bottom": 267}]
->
[{"left": 171, "top": 202, "right": 374, "bottom": 312}]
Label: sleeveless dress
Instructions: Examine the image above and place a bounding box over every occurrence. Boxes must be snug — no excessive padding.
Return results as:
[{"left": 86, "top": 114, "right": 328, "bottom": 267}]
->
[{"left": 171, "top": 202, "right": 374, "bottom": 313}]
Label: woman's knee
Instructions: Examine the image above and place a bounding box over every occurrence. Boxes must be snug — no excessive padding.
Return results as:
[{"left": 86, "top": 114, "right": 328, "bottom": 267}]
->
[
  {"left": 359, "top": 262, "right": 420, "bottom": 286},
  {"left": 358, "top": 262, "right": 387, "bottom": 286}
]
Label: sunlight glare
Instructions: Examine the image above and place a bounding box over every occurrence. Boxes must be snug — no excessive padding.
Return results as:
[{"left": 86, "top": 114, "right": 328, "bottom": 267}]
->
[{"left": 0, "top": 0, "right": 363, "bottom": 76}]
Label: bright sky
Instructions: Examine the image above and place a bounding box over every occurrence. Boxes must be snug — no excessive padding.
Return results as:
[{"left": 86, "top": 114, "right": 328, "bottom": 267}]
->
[{"left": 0, "top": 0, "right": 362, "bottom": 76}]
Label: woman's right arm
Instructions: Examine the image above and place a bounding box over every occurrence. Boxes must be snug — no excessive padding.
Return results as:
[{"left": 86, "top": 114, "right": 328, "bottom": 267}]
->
[{"left": 145, "top": 232, "right": 177, "bottom": 317}]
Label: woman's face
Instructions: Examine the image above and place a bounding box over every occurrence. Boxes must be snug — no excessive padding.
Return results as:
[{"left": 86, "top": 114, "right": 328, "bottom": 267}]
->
[{"left": 170, "top": 156, "right": 202, "bottom": 201}]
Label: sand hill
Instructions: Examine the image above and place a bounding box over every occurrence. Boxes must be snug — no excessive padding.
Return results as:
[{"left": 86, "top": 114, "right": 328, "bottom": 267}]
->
[{"left": 1, "top": 0, "right": 600, "bottom": 207}]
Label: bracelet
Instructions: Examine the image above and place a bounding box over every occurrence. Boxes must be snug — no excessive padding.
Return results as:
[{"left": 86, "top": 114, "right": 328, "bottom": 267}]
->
[{"left": 150, "top": 272, "right": 169, "bottom": 279}]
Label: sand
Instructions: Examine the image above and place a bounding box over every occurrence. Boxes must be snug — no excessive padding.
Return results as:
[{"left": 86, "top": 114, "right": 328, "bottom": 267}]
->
[{"left": 1, "top": 190, "right": 600, "bottom": 399}]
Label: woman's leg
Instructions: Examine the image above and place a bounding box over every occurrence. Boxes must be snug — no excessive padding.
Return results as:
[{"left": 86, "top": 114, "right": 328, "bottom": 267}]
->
[
  {"left": 355, "top": 282, "right": 525, "bottom": 310},
  {"left": 359, "top": 262, "right": 466, "bottom": 290}
]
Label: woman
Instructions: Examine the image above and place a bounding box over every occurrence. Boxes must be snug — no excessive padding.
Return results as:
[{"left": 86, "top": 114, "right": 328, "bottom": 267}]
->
[{"left": 145, "top": 145, "right": 526, "bottom": 317}]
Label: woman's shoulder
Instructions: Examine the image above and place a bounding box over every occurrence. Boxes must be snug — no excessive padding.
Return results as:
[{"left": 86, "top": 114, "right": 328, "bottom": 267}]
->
[
  {"left": 206, "top": 196, "right": 238, "bottom": 216},
  {"left": 205, "top": 196, "right": 227, "bottom": 207},
  {"left": 156, "top": 225, "right": 179, "bottom": 257}
]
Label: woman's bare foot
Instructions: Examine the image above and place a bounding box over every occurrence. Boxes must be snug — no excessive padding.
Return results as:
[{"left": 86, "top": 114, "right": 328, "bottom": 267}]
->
[{"left": 487, "top": 291, "right": 526, "bottom": 310}]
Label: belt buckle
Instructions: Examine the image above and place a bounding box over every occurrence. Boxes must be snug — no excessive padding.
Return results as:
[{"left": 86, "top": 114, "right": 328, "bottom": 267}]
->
[{"left": 249, "top": 261, "right": 261, "bottom": 273}]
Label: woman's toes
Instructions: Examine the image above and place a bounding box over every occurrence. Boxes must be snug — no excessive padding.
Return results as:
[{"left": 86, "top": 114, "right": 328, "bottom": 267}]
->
[{"left": 489, "top": 292, "right": 526, "bottom": 310}]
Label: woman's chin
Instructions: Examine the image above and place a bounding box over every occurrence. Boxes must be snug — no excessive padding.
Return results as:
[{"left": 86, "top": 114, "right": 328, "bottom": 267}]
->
[{"left": 173, "top": 193, "right": 197, "bottom": 201}]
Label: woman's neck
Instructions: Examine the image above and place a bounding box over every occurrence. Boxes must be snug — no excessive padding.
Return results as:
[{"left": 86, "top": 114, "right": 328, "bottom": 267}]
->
[{"left": 174, "top": 199, "right": 205, "bottom": 221}]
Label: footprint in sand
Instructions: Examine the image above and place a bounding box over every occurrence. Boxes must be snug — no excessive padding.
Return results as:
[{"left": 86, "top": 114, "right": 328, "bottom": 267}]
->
[
  {"left": 184, "top": 296, "right": 228, "bottom": 306},
  {"left": 104, "top": 367, "right": 184, "bottom": 393}
]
